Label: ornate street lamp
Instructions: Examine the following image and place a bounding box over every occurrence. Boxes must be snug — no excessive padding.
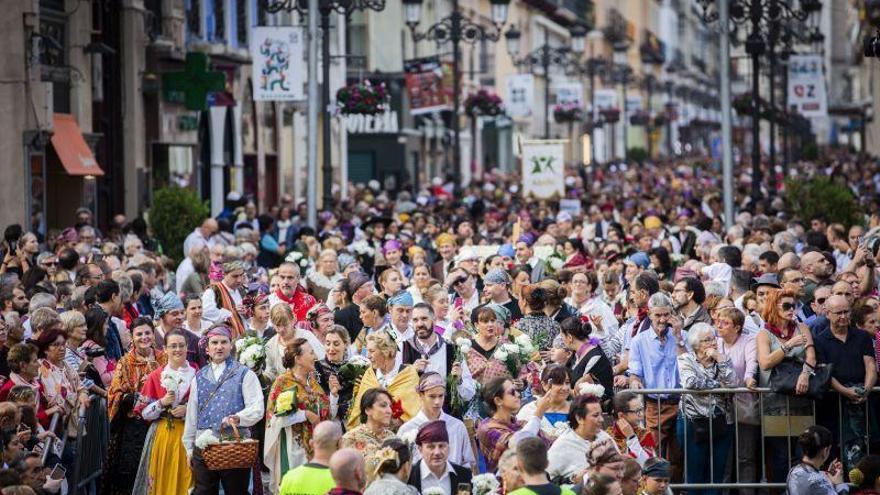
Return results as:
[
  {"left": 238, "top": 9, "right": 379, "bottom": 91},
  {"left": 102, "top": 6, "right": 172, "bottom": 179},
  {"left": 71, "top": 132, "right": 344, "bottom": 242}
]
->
[
  {"left": 265, "top": 0, "right": 387, "bottom": 210},
  {"left": 403, "top": 0, "right": 511, "bottom": 188},
  {"left": 696, "top": 0, "right": 822, "bottom": 205},
  {"left": 505, "top": 24, "right": 586, "bottom": 138}
]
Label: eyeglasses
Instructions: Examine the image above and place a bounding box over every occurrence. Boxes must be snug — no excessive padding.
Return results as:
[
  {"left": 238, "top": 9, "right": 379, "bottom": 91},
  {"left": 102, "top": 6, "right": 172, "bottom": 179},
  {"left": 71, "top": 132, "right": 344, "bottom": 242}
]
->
[
  {"left": 829, "top": 310, "right": 851, "bottom": 317},
  {"left": 452, "top": 277, "right": 469, "bottom": 286},
  {"left": 815, "top": 298, "right": 827, "bottom": 305},
  {"left": 626, "top": 407, "right": 645, "bottom": 414},
  {"left": 41, "top": 261, "right": 57, "bottom": 267},
  {"left": 779, "top": 302, "right": 795, "bottom": 311},
  {"left": 167, "top": 343, "right": 188, "bottom": 350}
]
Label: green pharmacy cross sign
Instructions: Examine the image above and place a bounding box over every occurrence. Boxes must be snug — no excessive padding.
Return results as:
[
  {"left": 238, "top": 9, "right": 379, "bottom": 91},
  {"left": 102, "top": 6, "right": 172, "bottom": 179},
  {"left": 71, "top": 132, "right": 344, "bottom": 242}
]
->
[{"left": 162, "top": 52, "right": 226, "bottom": 111}]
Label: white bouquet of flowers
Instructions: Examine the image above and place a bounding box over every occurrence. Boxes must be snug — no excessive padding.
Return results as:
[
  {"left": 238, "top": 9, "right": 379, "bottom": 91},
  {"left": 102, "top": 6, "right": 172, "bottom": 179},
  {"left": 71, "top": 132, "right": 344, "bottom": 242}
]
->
[
  {"left": 423, "top": 488, "right": 446, "bottom": 495},
  {"left": 455, "top": 337, "right": 472, "bottom": 355},
  {"left": 194, "top": 430, "right": 220, "bottom": 449},
  {"left": 235, "top": 336, "right": 266, "bottom": 371},
  {"left": 285, "top": 251, "right": 310, "bottom": 270},
  {"left": 160, "top": 368, "right": 184, "bottom": 394},
  {"left": 350, "top": 240, "right": 375, "bottom": 257},
  {"left": 492, "top": 334, "right": 535, "bottom": 376},
  {"left": 472, "top": 473, "right": 501, "bottom": 495},
  {"left": 577, "top": 382, "right": 606, "bottom": 399}
]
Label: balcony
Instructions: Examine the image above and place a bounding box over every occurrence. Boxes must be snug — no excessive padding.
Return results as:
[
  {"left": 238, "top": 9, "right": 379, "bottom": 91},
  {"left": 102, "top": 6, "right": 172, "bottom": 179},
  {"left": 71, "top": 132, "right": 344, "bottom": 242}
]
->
[{"left": 522, "top": 0, "right": 593, "bottom": 27}]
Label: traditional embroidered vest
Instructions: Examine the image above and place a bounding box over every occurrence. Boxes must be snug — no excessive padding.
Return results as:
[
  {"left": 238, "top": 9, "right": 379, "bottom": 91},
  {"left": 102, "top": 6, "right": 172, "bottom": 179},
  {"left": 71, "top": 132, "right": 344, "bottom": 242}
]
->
[{"left": 196, "top": 358, "right": 248, "bottom": 432}]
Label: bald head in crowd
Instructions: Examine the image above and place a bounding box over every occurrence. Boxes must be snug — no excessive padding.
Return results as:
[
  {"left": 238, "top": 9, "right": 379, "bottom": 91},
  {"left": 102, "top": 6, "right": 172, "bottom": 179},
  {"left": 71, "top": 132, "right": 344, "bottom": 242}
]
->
[
  {"left": 825, "top": 295, "right": 851, "bottom": 333},
  {"left": 777, "top": 252, "right": 800, "bottom": 271},
  {"left": 310, "top": 421, "right": 343, "bottom": 464},
  {"left": 329, "top": 448, "right": 366, "bottom": 491}
]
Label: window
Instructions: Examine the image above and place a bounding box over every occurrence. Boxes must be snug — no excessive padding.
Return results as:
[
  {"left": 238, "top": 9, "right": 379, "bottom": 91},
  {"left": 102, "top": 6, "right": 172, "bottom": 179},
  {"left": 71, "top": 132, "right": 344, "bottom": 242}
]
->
[
  {"left": 236, "top": 0, "right": 248, "bottom": 46},
  {"left": 187, "top": 0, "right": 202, "bottom": 37},
  {"left": 212, "top": 0, "right": 225, "bottom": 40}
]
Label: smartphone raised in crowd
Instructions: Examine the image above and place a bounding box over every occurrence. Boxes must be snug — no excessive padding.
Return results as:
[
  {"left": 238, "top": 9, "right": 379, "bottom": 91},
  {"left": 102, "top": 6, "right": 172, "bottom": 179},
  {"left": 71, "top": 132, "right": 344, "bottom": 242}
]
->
[{"left": 49, "top": 463, "right": 66, "bottom": 481}]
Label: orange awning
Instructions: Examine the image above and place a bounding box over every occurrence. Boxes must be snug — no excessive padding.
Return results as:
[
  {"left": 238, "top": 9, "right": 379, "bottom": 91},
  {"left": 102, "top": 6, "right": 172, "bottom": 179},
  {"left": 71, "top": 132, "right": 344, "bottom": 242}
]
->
[{"left": 50, "top": 113, "right": 104, "bottom": 176}]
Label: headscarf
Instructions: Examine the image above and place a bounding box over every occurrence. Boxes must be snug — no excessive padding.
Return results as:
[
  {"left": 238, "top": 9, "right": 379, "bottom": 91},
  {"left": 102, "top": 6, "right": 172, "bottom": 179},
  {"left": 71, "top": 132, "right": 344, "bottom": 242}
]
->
[
  {"left": 417, "top": 371, "right": 446, "bottom": 392},
  {"left": 382, "top": 239, "right": 402, "bottom": 255},
  {"left": 486, "top": 303, "right": 511, "bottom": 327},
  {"left": 241, "top": 290, "right": 270, "bottom": 320},
  {"left": 435, "top": 233, "right": 456, "bottom": 247},
  {"left": 199, "top": 325, "right": 232, "bottom": 351},
  {"left": 306, "top": 303, "right": 332, "bottom": 323},
  {"left": 387, "top": 291, "right": 414, "bottom": 307},
  {"left": 152, "top": 292, "right": 184, "bottom": 318}
]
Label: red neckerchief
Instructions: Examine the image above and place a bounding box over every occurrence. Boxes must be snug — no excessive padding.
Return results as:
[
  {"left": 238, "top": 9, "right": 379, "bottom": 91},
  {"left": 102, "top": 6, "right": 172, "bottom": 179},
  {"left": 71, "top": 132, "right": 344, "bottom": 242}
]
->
[
  {"left": 631, "top": 307, "right": 649, "bottom": 338},
  {"left": 765, "top": 321, "right": 796, "bottom": 340},
  {"left": 274, "top": 289, "right": 295, "bottom": 305}
]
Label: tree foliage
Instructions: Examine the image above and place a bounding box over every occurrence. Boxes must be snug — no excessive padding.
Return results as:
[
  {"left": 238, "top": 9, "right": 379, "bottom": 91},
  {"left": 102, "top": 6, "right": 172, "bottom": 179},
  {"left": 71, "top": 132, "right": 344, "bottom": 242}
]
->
[
  {"left": 784, "top": 176, "right": 861, "bottom": 228},
  {"left": 148, "top": 187, "right": 210, "bottom": 263}
]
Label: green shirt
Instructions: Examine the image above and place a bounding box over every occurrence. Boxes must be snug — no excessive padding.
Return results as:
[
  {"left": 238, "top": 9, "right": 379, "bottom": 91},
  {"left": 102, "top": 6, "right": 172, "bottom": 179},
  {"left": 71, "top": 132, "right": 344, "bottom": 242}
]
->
[
  {"left": 279, "top": 463, "right": 335, "bottom": 495},
  {"left": 509, "top": 484, "right": 577, "bottom": 495}
]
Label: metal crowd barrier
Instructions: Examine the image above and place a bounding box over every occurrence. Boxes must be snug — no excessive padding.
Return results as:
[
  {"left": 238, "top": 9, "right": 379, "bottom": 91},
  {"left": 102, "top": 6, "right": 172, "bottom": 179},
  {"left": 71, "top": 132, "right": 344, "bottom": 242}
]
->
[
  {"left": 39, "top": 413, "right": 61, "bottom": 466},
  {"left": 68, "top": 395, "right": 109, "bottom": 493},
  {"left": 627, "top": 386, "right": 880, "bottom": 492}
]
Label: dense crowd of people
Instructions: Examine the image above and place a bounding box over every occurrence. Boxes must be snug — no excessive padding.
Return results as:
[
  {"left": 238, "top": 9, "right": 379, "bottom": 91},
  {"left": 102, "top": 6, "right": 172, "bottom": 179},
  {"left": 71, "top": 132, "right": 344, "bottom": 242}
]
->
[{"left": 1, "top": 156, "right": 880, "bottom": 495}]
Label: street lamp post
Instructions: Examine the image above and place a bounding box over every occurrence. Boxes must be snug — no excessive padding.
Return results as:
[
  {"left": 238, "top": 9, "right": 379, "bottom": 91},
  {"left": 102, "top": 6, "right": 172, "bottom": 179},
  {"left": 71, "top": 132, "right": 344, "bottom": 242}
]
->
[
  {"left": 505, "top": 25, "right": 586, "bottom": 139},
  {"left": 265, "top": 0, "right": 387, "bottom": 211},
  {"left": 403, "top": 0, "right": 511, "bottom": 189},
  {"left": 697, "top": 0, "right": 822, "bottom": 207},
  {"left": 583, "top": 57, "right": 607, "bottom": 165}
]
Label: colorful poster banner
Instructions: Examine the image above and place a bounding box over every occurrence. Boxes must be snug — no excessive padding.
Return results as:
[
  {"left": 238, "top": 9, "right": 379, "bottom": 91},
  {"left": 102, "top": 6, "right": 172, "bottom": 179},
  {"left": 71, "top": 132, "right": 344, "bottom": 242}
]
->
[{"left": 250, "top": 27, "right": 305, "bottom": 101}]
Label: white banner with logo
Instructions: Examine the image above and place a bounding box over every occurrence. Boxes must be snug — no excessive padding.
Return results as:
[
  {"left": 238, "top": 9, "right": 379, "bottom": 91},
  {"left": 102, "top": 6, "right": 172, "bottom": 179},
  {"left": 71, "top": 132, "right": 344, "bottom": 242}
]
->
[
  {"left": 787, "top": 54, "right": 827, "bottom": 117},
  {"left": 554, "top": 81, "right": 583, "bottom": 106},
  {"left": 521, "top": 140, "right": 565, "bottom": 199},
  {"left": 251, "top": 27, "right": 306, "bottom": 101},
  {"left": 506, "top": 74, "right": 535, "bottom": 118}
]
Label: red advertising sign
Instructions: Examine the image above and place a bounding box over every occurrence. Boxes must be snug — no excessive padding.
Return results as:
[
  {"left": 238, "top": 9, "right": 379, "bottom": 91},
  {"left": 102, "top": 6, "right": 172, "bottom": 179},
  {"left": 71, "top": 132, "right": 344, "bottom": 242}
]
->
[{"left": 404, "top": 56, "right": 454, "bottom": 115}]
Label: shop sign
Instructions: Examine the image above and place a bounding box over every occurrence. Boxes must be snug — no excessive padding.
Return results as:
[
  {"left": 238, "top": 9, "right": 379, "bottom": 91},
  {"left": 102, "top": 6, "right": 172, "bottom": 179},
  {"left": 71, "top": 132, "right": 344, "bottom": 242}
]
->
[{"left": 345, "top": 111, "right": 400, "bottom": 134}]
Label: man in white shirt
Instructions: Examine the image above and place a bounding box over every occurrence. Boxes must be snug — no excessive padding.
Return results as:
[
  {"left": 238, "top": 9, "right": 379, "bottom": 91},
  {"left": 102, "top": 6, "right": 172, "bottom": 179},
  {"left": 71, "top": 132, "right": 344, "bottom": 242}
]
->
[
  {"left": 398, "top": 372, "right": 476, "bottom": 469},
  {"left": 201, "top": 261, "right": 247, "bottom": 338},
  {"left": 401, "top": 304, "right": 475, "bottom": 404},
  {"left": 182, "top": 325, "right": 264, "bottom": 494},
  {"left": 183, "top": 218, "right": 218, "bottom": 261},
  {"left": 406, "top": 420, "right": 473, "bottom": 495}
]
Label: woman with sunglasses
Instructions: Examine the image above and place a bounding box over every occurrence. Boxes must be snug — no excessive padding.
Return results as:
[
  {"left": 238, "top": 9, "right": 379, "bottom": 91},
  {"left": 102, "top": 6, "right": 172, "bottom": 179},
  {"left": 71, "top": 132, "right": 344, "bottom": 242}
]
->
[
  {"left": 757, "top": 289, "right": 817, "bottom": 484},
  {"left": 476, "top": 376, "right": 550, "bottom": 473}
]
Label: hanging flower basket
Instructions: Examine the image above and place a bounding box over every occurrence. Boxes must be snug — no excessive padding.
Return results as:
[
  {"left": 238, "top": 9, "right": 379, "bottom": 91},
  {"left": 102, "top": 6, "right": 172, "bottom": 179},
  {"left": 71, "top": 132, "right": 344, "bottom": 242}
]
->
[
  {"left": 336, "top": 80, "right": 389, "bottom": 115},
  {"left": 600, "top": 108, "right": 620, "bottom": 123},
  {"left": 629, "top": 111, "right": 650, "bottom": 126},
  {"left": 553, "top": 103, "right": 584, "bottom": 123},
  {"left": 464, "top": 89, "right": 504, "bottom": 117},
  {"left": 732, "top": 92, "right": 768, "bottom": 117}
]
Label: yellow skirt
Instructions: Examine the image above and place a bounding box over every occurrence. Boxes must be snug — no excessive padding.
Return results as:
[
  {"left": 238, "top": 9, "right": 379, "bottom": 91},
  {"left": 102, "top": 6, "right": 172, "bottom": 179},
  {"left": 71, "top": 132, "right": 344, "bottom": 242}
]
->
[{"left": 147, "top": 419, "right": 192, "bottom": 495}]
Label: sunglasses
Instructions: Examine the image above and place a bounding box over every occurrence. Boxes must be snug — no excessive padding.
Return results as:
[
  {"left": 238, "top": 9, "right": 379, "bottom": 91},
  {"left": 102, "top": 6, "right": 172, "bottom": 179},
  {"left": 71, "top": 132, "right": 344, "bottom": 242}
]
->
[
  {"left": 780, "top": 302, "right": 795, "bottom": 311},
  {"left": 505, "top": 388, "right": 521, "bottom": 397},
  {"left": 452, "top": 277, "right": 469, "bottom": 286},
  {"left": 815, "top": 297, "right": 827, "bottom": 305},
  {"left": 41, "top": 261, "right": 57, "bottom": 266}
]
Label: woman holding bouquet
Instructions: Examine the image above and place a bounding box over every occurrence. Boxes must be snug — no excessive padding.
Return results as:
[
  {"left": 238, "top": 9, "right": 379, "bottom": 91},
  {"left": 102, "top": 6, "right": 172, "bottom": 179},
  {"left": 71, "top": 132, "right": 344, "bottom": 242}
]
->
[
  {"left": 265, "top": 338, "right": 339, "bottom": 489},
  {"left": 105, "top": 317, "right": 166, "bottom": 495},
  {"left": 466, "top": 306, "right": 514, "bottom": 386},
  {"left": 316, "top": 326, "right": 354, "bottom": 422},
  {"left": 132, "top": 329, "right": 197, "bottom": 495}
]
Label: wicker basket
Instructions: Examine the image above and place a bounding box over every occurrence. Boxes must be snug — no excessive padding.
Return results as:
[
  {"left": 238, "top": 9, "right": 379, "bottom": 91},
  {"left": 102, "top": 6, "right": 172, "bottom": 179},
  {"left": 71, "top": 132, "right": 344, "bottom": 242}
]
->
[{"left": 202, "top": 423, "right": 259, "bottom": 471}]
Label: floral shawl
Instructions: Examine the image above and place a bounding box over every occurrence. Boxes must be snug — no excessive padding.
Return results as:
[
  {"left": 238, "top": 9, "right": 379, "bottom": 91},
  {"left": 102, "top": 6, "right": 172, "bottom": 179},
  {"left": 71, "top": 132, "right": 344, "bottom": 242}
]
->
[
  {"left": 264, "top": 370, "right": 331, "bottom": 489},
  {"left": 107, "top": 349, "right": 167, "bottom": 420}
]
